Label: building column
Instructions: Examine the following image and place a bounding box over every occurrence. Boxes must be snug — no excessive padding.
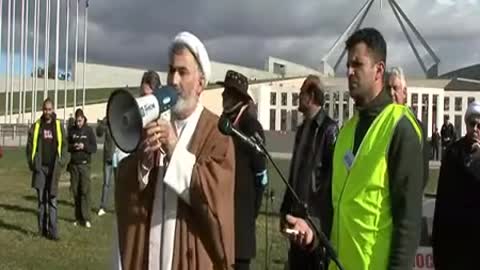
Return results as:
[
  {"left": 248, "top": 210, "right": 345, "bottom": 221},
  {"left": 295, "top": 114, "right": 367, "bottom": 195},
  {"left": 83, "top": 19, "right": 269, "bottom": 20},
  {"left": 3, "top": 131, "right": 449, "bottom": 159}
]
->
[
  {"left": 328, "top": 91, "right": 334, "bottom": 117},
  {"left": 338, "top": 91, "right": 344, "bottom": 126},
  {"left": 461, "top": 96, "right": 468, "bottom": 136},
  {"left": 436, "top": 93, "right": 444, "bottom": 133},
  {"left": 427, "top": 93, "right": 433, "bottom": 138}
]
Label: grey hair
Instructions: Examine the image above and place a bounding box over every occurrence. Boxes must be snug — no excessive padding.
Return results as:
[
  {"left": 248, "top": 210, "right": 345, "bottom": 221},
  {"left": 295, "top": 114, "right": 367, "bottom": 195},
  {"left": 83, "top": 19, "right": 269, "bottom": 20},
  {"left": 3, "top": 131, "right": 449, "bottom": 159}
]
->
[
  {"left": 388, "top": 66, "right": 407, "bottom": 87},
  {"left": 169, "top": 42, "right": 205, "bottom": 79}
]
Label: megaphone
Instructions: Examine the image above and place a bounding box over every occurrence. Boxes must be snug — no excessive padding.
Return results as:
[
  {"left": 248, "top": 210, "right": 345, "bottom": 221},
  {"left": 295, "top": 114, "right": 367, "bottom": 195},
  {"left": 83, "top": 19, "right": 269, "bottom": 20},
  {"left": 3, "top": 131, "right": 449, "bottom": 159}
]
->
[{"left": 106, "top": 86, "right": 178, "bottom": 153}]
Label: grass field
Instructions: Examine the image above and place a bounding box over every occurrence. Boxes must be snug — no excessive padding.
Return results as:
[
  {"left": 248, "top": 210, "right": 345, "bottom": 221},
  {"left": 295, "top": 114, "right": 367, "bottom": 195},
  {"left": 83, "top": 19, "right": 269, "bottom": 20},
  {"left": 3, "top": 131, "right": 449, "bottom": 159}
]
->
[{"left": 0, "top": 147, "right": 439, "bottom": 270}]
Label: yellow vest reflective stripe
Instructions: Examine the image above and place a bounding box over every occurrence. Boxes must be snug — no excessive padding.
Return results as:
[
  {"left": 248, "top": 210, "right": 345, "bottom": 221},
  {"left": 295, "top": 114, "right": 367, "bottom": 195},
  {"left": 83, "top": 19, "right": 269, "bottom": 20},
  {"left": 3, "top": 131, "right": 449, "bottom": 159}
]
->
[
  {"left": 329, "top": 104, "right": 421, "bottom": 270},
  {"left": 31, "top": 119, "right": 63, "bottom": 162}
]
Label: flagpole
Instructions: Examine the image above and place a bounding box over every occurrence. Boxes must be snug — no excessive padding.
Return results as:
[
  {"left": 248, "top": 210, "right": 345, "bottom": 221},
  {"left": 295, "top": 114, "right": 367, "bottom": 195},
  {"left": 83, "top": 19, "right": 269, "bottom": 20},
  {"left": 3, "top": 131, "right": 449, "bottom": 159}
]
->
[
  {"left": 33, "top": 0, "right": 40, "bottom": 121},
  {"left": 0, "top": 0, "right": 3, "bottom": 123},
  {"left": 82, "top": 0, "right": 88, "bottom": 111},
  {"left": 44, "top": 0, "right": 50, "bottom": 100},
  {"left": 24, "top": 0, "right": 29, "bottom": 123},
  {"left": 54, "top": 0, "right": 60, "bottom": 113},
  {"left": 20, "top": 0, "right": 25, "bottom": 123},
  {"left": 64, "top": 0, "right": 70, "bottom": 122},
  {"left": 73, "top": 0, "right": 79, "bottom": 112},
  {"left": 0, "top": 0, "right": 6, "bottom": 124},
  {"left": 10, "top": 0, "right": 16, "bottom": 123}
]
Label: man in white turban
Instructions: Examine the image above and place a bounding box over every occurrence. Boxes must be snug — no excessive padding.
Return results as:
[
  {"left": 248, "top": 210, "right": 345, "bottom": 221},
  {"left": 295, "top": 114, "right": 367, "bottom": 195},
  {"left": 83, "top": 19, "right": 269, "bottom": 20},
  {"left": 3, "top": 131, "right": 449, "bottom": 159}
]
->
[
  {"left": 112, "top": 31, "right": 235, "bottom": 270},
  {"left": 433, "top": 101, "right": 480, "bottom": 269}
]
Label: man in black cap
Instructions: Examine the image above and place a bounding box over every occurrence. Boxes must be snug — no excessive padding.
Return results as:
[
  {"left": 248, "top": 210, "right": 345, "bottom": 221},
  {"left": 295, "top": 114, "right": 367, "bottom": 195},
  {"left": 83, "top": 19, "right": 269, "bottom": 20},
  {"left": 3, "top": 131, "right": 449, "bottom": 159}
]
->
[{"left": 219, "top": 70, "right": 267, "bottom": 270}]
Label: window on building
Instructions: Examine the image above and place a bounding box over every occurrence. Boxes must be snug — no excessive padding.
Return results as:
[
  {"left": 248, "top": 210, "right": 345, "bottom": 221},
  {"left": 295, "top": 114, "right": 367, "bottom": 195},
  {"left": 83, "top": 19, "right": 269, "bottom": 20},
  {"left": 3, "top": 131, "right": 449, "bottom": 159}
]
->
[
  {"left": 269, "top": 109, "right": 276, "bottom": 130},
  {"left": 412, "top": 94, "right": 418, "bottom": 105},
  {"left": 273, "top": 63, "right": 286, "bottom": 76},
  {"left": 291, "top": 110, "right": 298, "bottom": 130},
  {"left": 281, "top": 92, "right": 287, "bottom": 106},
  {"left": 292, "top": 93, "right": 299, "bottom": 106},
  {"left": 455, "top": 97, "right": 462, "bottom": 111},
  {"left": 270, "top": 92, "right": 277, "bottom": 106},
  {"left": 468, "top": 97, "right": 475, "bottom": 105},
  {"left": 444, "top": 97, "right": 450, "bottom": 111},
  {"left": 280, "top": 109, "right": 287, "bottom": 131}
]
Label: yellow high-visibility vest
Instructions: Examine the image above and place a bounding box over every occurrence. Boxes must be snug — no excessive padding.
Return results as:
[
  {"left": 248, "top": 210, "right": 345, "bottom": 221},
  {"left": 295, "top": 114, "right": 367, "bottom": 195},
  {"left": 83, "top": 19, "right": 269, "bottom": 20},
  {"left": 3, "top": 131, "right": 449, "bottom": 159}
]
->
[
  {"left": 329, "top": 104, "right": 422, "bottom": 270},
  {"left": 31, "top": 119, "right": 63, "bottom": 162}
]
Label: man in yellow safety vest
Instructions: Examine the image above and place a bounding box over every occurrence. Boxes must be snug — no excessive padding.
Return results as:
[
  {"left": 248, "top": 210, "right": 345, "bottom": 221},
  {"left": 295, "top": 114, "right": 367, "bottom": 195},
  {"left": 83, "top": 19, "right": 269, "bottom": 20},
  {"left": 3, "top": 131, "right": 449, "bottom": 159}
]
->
[
  {"left": 26, "top": 98, "right": 67, "bottom": 241},
  {"left": 284, "top": 28, "right": 425, "bottom": 270}
]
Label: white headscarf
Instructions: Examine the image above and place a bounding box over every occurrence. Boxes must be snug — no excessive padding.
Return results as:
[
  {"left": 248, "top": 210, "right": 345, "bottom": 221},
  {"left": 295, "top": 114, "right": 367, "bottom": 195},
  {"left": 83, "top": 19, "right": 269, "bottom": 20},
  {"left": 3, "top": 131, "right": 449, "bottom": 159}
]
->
[
  {"left": 465, "top": 101, "right": 480, "bottom": 121},
  {"left": 170, "top": 31, "right": 211, "bottom": 85}
]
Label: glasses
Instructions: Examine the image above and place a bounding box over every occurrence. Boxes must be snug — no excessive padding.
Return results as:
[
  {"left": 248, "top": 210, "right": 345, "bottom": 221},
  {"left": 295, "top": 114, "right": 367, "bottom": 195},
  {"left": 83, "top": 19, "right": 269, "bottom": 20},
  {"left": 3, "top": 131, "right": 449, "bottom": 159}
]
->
[{"left": 468, "top": 121, "right": 480, "bottom": 129}]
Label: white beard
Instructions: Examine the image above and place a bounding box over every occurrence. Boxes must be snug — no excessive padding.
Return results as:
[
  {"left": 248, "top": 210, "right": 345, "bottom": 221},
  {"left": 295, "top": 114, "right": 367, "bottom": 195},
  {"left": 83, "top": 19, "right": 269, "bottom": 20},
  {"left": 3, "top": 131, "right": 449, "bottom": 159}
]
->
[{"left": 172, "top": 95, "right": 198, "bottom": 118}]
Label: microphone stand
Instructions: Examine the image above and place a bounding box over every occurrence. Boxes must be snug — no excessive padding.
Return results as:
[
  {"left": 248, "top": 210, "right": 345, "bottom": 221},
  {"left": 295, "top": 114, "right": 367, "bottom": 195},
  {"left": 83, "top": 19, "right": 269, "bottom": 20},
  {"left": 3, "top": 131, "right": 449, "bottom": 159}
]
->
[{"left": 252, "top": 135, "right": 345, "bottom": 270}]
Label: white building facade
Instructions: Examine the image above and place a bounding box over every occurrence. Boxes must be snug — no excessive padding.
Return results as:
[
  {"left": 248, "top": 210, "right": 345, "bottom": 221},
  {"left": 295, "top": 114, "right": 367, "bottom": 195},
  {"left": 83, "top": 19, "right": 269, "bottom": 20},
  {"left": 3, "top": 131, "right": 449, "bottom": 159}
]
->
[{"left": 251, "top": 77, "right": 480, "bottom": 139}]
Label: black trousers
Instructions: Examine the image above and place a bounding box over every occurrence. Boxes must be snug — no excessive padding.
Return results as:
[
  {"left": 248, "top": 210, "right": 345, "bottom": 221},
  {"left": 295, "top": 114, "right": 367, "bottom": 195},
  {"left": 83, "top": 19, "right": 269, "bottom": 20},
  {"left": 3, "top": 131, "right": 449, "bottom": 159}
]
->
[
  {"left": 287, "top": 245, "right": 327, "bottom": 270},
  {"left": 235, "top": 258, "right": 250, "bottom": 270},
  {"left": 36, "top": 166, "right": 58, "bottom": 237},
  {"left": 432, "top": 145, "right": 440, "bottom": 160},
  {"left": 69, "top": 163, "right": 91, "bottom": 223}
]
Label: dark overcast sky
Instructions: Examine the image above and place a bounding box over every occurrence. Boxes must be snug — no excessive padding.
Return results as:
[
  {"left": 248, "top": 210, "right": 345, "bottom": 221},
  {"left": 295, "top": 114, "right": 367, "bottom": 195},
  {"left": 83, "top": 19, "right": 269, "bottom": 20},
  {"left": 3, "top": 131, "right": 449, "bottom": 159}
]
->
[{"left": 1, "top": 0, "right": 480, "bottom": 77}]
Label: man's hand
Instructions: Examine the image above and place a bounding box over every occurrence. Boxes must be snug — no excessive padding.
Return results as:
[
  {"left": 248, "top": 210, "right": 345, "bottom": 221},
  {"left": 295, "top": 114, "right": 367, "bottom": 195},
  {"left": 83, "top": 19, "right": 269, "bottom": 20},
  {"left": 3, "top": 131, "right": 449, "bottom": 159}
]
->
[
  {"left": 283, "top": 214, "right": 314, "bottom": 249},
  {"left": 77, "top": 142, "right": 84, "bottom": 150},
  {"left": 143, "top": 119, "right": 178, "bottom": 158}
]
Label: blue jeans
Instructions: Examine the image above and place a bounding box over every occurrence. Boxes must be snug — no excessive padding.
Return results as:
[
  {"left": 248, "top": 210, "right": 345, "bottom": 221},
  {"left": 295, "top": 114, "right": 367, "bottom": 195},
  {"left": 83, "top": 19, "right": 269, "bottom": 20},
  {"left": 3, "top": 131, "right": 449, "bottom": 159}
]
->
[{"left": 99, "top": 161, "right": 113, "bottom": 210}]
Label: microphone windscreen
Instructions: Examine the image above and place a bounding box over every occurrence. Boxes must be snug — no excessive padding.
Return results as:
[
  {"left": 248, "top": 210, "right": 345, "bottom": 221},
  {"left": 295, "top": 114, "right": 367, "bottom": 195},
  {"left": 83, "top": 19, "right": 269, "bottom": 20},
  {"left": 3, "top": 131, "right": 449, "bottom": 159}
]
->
[{"left": 218, "top": 114, "right": 233, "bottom": 136}]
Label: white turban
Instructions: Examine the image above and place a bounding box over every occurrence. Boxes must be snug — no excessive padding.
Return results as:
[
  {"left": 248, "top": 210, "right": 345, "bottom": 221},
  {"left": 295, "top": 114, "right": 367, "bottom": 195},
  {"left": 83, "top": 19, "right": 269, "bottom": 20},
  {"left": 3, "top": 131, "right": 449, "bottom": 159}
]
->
[
  {"left": 465, "top": 101, "right": 480, "bottom": 121},
  {"left": 170, "top": 31, "right": 211, "bottom": 85}
]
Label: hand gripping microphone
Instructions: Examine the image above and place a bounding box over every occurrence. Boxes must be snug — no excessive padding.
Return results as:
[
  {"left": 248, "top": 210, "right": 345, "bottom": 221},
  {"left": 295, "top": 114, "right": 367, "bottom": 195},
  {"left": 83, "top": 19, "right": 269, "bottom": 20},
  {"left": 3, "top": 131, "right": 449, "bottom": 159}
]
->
[{"left": 107, "top": 86, "right": 178, "bottom": 153}]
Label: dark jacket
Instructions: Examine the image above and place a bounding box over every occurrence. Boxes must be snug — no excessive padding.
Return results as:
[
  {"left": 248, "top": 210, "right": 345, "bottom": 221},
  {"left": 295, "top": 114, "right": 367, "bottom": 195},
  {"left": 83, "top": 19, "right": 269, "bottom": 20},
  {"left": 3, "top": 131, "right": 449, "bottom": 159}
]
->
[
  {"left": 440, "top": 122, "right": 456, "bottom": 146},
  {"left": 280, "top": 108, "right": 338, "bottom": 268},
  {"left": 232, "top": 111, "right": 267, "bottom": 259},
  {"left": 350, "top": 90, "right": 424, "bottom": 270},
  {"left": 432, "top": 137, "right": 480, "bottom": 269},
  {"left": 68, "top": 123, "right": 97, "bottom": 164},
  {"left": 96, "top": 117, "right": 115, "bottom": 162},
  {"left": 26, "top": 114, "right": 68, "bottom": 195}
]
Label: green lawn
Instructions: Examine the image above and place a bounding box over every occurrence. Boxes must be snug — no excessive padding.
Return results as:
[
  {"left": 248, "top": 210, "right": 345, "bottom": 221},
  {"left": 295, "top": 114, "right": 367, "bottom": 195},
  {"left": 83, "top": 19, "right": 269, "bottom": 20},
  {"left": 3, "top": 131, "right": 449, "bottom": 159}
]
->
[{"left": 0, "top": 147, "right": 439, "bottom": 269}]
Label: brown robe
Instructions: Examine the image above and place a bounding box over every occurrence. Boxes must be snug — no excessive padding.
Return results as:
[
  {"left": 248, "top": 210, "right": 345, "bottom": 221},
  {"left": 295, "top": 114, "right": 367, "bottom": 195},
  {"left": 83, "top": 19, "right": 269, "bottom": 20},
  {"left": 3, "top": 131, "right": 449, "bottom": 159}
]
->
[{"left": 115, "top": 109, "right": 235, "bottom": 270}]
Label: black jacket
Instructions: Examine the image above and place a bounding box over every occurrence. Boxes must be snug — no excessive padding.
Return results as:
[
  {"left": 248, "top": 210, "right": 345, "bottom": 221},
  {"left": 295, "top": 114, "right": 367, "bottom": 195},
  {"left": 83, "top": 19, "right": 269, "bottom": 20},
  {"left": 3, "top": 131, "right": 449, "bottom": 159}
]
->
[
  {"left": 232, "top": 111, "right": 267, "bottom": 259},
  {"left": 280, "top": 108, "right": 338, "bottom": 268},
  {"left": 68, "top": 123, "right": 97, "bottom": 164},
  {"left": 351, "top": 90, "right": 424, "bottom": 270},
  {"left": 432, "top": 137, "right": 480, "bottom": 269},
  {"left": 96, "top": 117, "right": 115, "bottom": 162},
  {"left": 26, "top": 114, "right": 68, "bottom": 195}
]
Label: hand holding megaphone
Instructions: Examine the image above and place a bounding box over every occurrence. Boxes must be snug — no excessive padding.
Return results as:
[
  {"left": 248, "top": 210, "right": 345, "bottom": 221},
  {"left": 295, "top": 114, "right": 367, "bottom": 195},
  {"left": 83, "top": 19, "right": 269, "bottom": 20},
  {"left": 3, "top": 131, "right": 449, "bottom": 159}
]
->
[{"left": 107, "top": 86, "right": 178, "bottom": 153}]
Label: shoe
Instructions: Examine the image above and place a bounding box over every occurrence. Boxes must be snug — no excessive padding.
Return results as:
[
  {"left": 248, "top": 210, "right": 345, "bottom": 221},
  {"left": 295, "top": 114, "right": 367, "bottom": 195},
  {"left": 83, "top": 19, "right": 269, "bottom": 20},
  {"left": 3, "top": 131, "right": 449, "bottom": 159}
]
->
[
  {"left": 85, "top": 221, "right": 91, "bottom": 228},
  {"left": 48, "top": 234, "right": 60, "bottom": 241},
  {"left": 97, "top": 208, "right": 106, "bottom": 216}
]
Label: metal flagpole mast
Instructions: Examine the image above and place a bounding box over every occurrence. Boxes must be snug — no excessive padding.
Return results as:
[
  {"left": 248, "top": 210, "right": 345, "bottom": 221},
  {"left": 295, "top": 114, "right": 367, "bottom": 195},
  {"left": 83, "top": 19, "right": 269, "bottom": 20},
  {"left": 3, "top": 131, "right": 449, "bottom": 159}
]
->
[
  {"left": 20, "top": 0, "right": 25, "bottom": 123},
  {"left": 73, "top": 0, "right": 79, "bottom": 112},
  {"left": 0, "top": 0, "right": 6, "bottom": 123},
  {"left": 82, "top": 0, "right": 89, "bottom": 110},
  {"left": 10, "top": 0, "right": 16, "bottom": 123},
  {"left": 33, "top": 0, "right": 40, "bottom": 121},
  {"left": 0, "top": 0, "right": 3, "bottom": 123},
  {"left": 64, "top": 0, "right": 71, "bottom": 121},
  {"left": 44, "top": 0, "right": 50, "bottom": 100},
  {"left": 54, "top": 0, "right": 60, "bottom": 113},
  {"left": 24, "top": 0, "right": 29, "bottom": 123}
]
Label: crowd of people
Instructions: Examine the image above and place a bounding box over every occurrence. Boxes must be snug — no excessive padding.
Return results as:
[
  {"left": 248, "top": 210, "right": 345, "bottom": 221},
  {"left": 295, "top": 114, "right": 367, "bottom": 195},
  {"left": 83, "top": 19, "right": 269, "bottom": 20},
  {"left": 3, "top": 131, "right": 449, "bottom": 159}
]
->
[{"left": 22, "top": 28, "right": 480, "bottom": 270}]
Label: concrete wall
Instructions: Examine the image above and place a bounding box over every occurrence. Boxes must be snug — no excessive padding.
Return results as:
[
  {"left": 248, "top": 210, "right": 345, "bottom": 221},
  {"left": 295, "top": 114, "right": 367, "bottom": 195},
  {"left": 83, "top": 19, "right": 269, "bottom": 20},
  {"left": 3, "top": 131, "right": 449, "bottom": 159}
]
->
[{"left": 265, "top": 56, "right": 322, "bottom": 77}]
